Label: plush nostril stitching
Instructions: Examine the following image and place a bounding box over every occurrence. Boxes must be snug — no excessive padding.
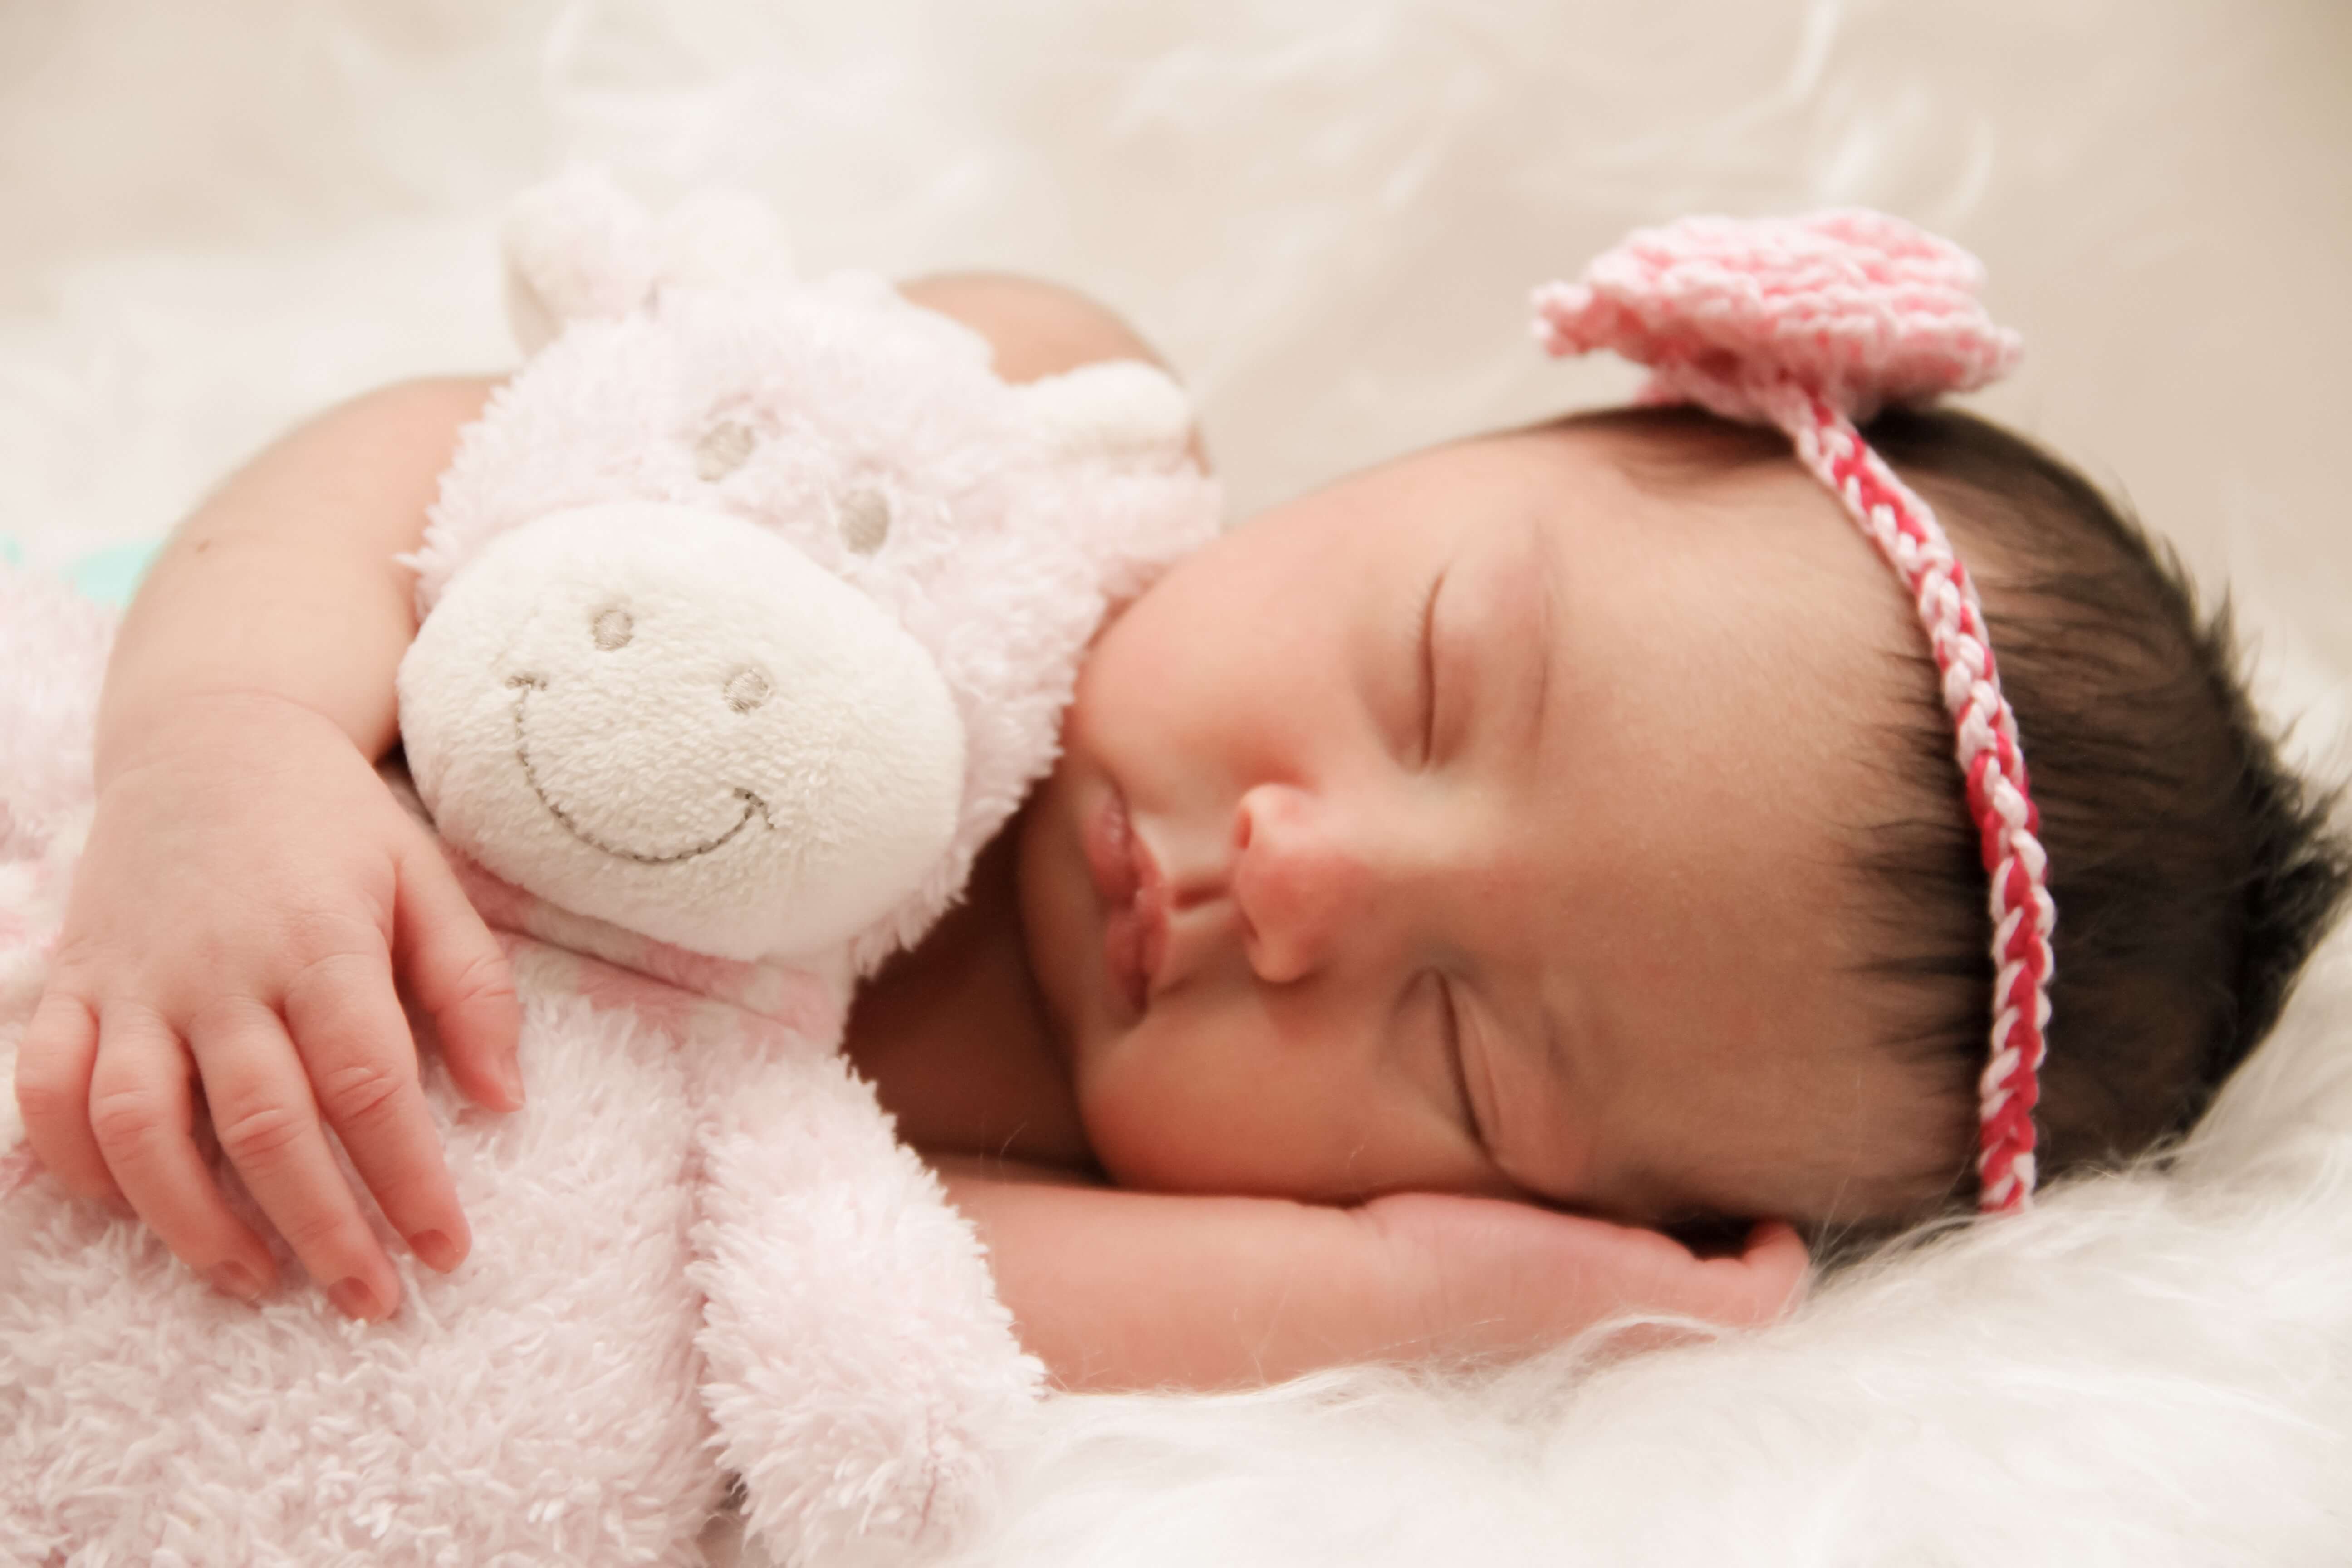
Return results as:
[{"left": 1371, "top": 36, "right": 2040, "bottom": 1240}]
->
[
  {"left": 593, "top": 607, "right": 634, "bottom": 651},
  {"left": 725, "top": 666, "right": 771, "bottom": 714}
]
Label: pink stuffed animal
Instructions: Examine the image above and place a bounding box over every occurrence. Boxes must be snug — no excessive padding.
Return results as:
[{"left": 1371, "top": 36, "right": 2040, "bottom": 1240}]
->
[{"left": 0, "top": 170, "right": 1218, "bottom": 1566}]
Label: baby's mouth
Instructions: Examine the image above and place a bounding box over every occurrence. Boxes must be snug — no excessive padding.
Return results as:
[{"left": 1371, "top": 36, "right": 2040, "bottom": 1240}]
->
[
  {"left": 1085, "top": 786, "right": 1167, "bottom": 1016},
  {"left": 506, "top": 673, "right": 773, "bottom": 865}
]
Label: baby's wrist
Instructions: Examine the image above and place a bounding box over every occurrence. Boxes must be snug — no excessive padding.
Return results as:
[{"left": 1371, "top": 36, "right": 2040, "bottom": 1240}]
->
[
  {"left": 95, "top": 685, "right": 358, "bottom": 788},
  {"left": 1350, "top": 1195, "right": 1469, "bottom": 1353}
]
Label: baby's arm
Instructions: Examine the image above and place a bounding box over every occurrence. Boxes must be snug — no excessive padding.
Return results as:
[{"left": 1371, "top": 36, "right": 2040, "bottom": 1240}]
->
[
  {"left": 13, "top": 378, "right": 526, "bottom": 1318},
  {"left": 12, "top": 276, "right": 1186, "bottom": 1322},
  {"left": 941, "top": 1162, "right": 1808, "bottom": 1392}
]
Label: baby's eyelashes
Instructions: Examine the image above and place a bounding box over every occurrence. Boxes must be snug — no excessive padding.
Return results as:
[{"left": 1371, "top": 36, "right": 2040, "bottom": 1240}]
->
[
  {"left": 1423, "top": 970, "right": 1478, "bottom": 1136},
  {"left": 1414, "top": 564, "right": 1448, "bottom": 764}
]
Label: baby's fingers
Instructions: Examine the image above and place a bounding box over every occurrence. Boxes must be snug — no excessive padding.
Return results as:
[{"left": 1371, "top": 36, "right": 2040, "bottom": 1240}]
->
[
  {"left": 14, "top": 989, "right": 121, "bottom": 1209},
  {"left": 86, "top": 1005, "right": 275, "bottom": 1301},
  {"left": 1700, "top": 1219, "right": 1810, "bottom": 1321},
  {"left": 281, "top": 943, "right": 470, "bottom": 1276},
  {"left": 190, "top": 997, "right": 400, "bottom": 1320},
  {"left": 394, "top": 838, "right": 522, "bottom": 1114},
  {"left": 1604, "top": 1218, "right": 1809, "bottom": 1334}
]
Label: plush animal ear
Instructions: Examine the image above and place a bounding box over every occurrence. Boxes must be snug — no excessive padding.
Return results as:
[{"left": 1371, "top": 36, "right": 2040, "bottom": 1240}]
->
[
  {"left": 1014, "top": 360, "right": 1196, "bottom": 468},
  {"left": 501, "top": 169, "right": 795, "bottom": 356},
  {"left": 501, "top": 168, "right": 663, "bottom": 356}
]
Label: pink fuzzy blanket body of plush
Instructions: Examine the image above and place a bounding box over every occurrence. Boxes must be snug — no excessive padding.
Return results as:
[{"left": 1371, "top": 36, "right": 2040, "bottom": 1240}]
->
[{"left": 0, "top": 562, "right": 1041, "bottom": 1565}]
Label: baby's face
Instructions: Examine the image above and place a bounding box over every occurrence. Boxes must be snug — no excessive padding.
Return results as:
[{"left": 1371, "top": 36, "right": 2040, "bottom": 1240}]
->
[{"left": 1019, "top": 421, "right": 1970, "bottom": 1227}]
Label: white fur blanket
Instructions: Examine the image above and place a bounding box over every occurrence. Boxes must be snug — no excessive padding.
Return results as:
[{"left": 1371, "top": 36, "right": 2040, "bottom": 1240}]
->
[
  {"left": 916, "top": 999, "right": 2352, "bottom": 1566},
  {"left": 6, "top": 4, "right": 2350, "bottom": 1563}
]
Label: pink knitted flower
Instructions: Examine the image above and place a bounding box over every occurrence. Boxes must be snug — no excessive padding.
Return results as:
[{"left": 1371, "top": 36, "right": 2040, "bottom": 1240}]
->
[{"left": 1532, "top": 210, "right": 2021, "bottom": 423}]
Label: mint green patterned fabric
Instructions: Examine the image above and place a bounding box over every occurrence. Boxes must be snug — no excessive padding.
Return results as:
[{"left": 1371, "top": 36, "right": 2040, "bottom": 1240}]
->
[
  {"left": 0, "top": 536, "right": 164, "bottom": 607},
  {"left": 63, "top": 540, "right": 165, "bottom": 607}
]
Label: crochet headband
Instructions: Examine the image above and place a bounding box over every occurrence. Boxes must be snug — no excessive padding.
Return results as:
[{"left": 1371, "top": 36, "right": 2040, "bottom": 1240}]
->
[{"left": 1532, "top": 211, "right": 2052, "bottom": 1214}]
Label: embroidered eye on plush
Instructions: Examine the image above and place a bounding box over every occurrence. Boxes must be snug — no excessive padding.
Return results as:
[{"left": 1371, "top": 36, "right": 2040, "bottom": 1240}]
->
[
  {"left": 837, "top": 485, "right": 892, "bottom": 555},
  {"left": 695, "top": 418, "right": 758, "bottom": 482},
  {"left": 593, "top": 606, "right": 634, "bottom": 650}
]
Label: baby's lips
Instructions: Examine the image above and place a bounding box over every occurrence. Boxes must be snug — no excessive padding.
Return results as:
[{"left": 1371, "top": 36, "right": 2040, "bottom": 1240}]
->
[
  {"left": 1082, "top": 785, "right": 1142, "bottom": 908},
  {"left": 1100, "top": 899, "right": 1147, "bottom": 1017},
  {"left": 1084, "top": 785, "right": 1177, "bottom": 1018},
  {"left": 1132, "top": 878, "right": 1170, "bottom": 1001}
]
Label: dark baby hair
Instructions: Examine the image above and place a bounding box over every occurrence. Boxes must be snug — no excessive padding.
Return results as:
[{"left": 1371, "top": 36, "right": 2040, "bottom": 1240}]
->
[
  {"left": 1582, "top": 403, "right": 2352, "bottom": 1228},
  {"left": 1857, "top": 405, "right": 2350, "bottom": 1204}
]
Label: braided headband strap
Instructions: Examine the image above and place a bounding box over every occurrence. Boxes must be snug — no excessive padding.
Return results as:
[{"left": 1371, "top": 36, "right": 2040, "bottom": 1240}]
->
[{"left": 1531, "top": 211, "right": 2053, "bottom": 1213}]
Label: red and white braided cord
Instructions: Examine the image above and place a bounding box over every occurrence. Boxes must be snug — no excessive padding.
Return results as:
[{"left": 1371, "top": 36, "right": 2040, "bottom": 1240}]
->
[{"left": 1772, "top": 387, "right": 2053, "bottom": 1211}]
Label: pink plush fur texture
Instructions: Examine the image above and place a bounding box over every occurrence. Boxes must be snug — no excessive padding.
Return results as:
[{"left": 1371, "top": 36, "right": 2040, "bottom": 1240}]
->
[
  {"left": 0, "top": 176, "right": 1219, "bottom": 1566},
  {"left": 414, "top": 171, "right": 1219, "bottom": 977}
]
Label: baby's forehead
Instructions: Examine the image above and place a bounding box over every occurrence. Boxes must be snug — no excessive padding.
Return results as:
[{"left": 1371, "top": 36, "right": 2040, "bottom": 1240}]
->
[
  {"left": 1429, "top": 422, "right": 1964, "bottom": 1223},
  {"left": 1427, "top": 420, "right": 1919, "bottom": 670}
]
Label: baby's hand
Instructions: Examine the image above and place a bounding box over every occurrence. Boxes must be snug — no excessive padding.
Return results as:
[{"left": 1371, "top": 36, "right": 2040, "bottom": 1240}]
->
[
  {"left": 11, "top": 691, "right": 522, "bottom": 1319},
  {"left": 1362, "top": 1191, "right": 1808, "bottom": 1360}
]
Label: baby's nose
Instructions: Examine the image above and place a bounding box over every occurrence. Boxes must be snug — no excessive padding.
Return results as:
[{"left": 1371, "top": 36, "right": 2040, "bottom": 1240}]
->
[{"left": 1229, "top": 783, "right": 1377, "bottom": 985}]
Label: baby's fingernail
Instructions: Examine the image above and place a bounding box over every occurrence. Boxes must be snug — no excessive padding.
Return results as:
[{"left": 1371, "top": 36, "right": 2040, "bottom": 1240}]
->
[
  {"left": 209, "top": 1262, "right": 264, "bottom": 1302},
  {"left": 328, "top": 1277, "right": 382, "bottom": 1321},
  {"left": 497, "top": 1057, "right": 526, "bottom": 1109},
  {"left": 409, "top": 1228, "right": 462, "bottom": 1272}
]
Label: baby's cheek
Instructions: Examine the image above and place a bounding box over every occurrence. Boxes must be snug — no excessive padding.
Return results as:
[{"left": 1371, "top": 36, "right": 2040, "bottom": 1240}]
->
[
  {"left": 1073, "top": 1020, "right": 1395, "bottom": 1202},
  {"left": 1071, "top": 1034, "right": 1230, "bottom": 1194}
]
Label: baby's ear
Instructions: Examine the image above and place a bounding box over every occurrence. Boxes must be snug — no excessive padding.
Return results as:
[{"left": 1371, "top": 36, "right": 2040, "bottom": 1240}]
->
[
  {"left": 1015, "top": 360, "right": 1196, "bottom": 468},
  {"left": 501, "top": 167, "right": 662, "bottom": 356}
]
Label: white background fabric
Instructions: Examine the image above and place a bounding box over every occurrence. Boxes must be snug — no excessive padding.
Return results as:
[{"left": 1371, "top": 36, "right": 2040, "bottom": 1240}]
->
[{"left": 5, "top": 5, "right": 2348, "bottom": 1564}]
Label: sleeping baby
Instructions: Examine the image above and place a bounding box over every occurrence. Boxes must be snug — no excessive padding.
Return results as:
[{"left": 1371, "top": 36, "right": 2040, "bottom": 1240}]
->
[{"left": 13, "top": 211, "right": 2348, "bottom": 1403}]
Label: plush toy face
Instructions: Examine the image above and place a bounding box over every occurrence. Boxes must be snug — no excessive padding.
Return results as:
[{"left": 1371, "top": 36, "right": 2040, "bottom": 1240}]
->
[
  {"left": 399, "top": 171, "right": 1220, "bottom": 970},
  {"left": 399, "top": 504, "right": 964, "bottom": 962}
]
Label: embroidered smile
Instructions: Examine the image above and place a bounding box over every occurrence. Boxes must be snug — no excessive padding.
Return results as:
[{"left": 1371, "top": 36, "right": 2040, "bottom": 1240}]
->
[{"left": 506, "top": 674, "right": 774, "bottom": 865}]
